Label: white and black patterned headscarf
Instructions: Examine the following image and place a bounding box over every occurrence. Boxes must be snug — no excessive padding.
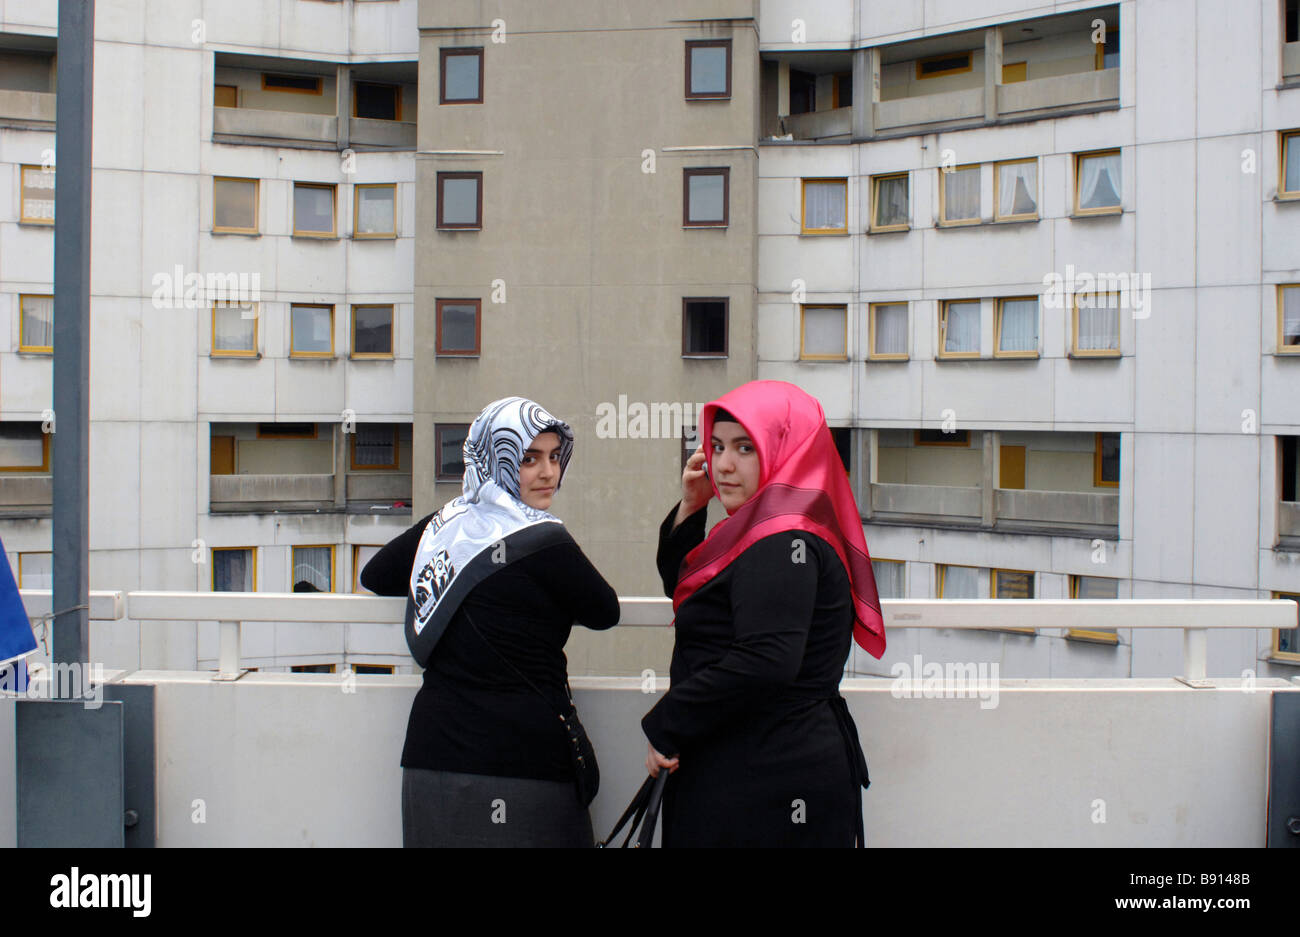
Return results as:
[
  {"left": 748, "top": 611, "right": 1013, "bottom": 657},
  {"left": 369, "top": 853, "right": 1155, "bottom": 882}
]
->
[{"left": 405, "top": 397, "right": 574, "bottom": 666}]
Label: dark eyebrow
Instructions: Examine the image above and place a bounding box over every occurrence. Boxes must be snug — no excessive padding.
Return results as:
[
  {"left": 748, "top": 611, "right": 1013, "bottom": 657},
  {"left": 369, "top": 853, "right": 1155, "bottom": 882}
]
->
[
  {"left": 710, "top": 435, "right": 754, "bottom": 445},
  {"left": 523, "top": 446, "right": 560, "bottom": 454}
]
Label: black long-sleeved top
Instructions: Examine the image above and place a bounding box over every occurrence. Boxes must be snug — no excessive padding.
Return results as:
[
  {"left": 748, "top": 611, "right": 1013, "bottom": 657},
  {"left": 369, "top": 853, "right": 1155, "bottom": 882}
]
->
[
  {"left": 362, "top": 512, "right": 619, "bottom": 781},
  {"left": 641, "top": 501, "right": 865, "bottom": 847}
]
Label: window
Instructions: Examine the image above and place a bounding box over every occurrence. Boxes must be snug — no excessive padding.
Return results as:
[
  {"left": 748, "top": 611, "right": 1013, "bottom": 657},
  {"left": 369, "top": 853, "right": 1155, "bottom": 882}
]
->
[
  {"left": 262, "top": 73, "right": 322, "bottom": 94},
  {"left": 830, "top": 427, "right": 851, "bottom": 474},
  {"left": 1068, "top": 575, "right": 1119, "bottom": 643},
  {"left": 937, "top": 564, "right": 979, "bottom": 598},
  {"left": 1094, "top": 433, "right": 1120, "bottom": 488},
  {"left": 353, "top": 184, "right": 396, "bottom": 238},
  {"left": 1289, "top": 0, "right": 1299, "bottom": 43},
  {"left": 685, "top": 39, "right": 731, "bottom": 99},
  {"left": 871, "top": 559, "right": 905, "bottom": 599},
  {"left": 352, "top": 663, "right": 394, "bottom": 675},
  {"left": 19, "top": 294, "right": 53, "bottom": 353},
  {"left": 0, "top": 423, "right": 50, "bottom": 470},
  {"left": 436, "top": 299, "right": 481, "bottom": 356},
  {"left": 939, "top": 165, "right": 980, "bottom": 225},
  {"left": 436, "top": 424, "right": 469, "bottom": 481},
  {"left": 1000, "top": 443, "right": 1025, "bottom": 489},
  {"left": 353, "top": 545, "right": 382, "bottom": 594},
  {"left": 1273, "top": 592, "right": 1299, "bottom": 662},
  {"left": 437, "top": 172, "right": 482, "bottom": 229},
  {"left": 1071, "top": 293, "right": 1120, "bottom": 356},
  {"left": 212, "top": 548, "right": 256, "bottom": 592},
  {"left": 1282, "top": 131, "right": 1300, "bottom": 198},
  {"left": 1283, "top": 436, "right": 1298, "bottom": 502},
  {"left": 994, "top": 298, "right": 1038, "bottom": 357},
  {"left": 1094, "top": 25, "right": 1119, "bottom": 69},
  {"left": 1281, "top": 285, "right": 1300, "bottom": 352},
  {"left": 214, "top": 84, "right": 237, "bottom": 107},
  {"left": 870, "top": 173, "right": 908, "bottom": 231},
  {"left": 802, "top": 178, "right": 847, "bottom": 234},
  {"left": 440, "top": 48, "right": 483, "bottom": 104},
  {"left": 291, "top": 664, "right": 336, "bottom": 673},
  {"left": 1074, "top": 150, "right": 1121, "bottom": 214},
  {"left": 800, "top": 305, "right": 847, "bottom": 360},
  {"left": 17, "top": 552, "right": 52, "bottom": 589},
  {"left": 994, "top": 159, "right": 1037, "bottom": 221},
  {"left": 290, "top": 304, "right": 334, "bottom": 357},
  {"left": 293, "top": 182, "right": 336, "bottom": 237},
  {"left": 938, "top": 300, "right": 980, "bottom": 358},
  {"left": 682, "top": 298, "right": 728, "bottom": 357},
  {"left": 1002, "top": 61, "right": 1027, "bottom": 83},
  {"left": 351, "top": 304, "right": 393, "bottom": 358},
  {"left": 257, "top": 423, "right": 316, "bottom": 439},
  {"left": 351, "top": 424, "right": 399, "bottom": 470},
  {"left": 869, "top": 303, "right": 908, "bottom": 360},
  {"left": 354, "top": 82, "right": 400, "bottom": 121},
  {"left": 683, "top": 168, "right": 729, "bottom": 226},
  {"left": 212, "top": 303, "right": 258, "bottom": 357},
  {"left": 915, "top": 429, "right": 970, "bottom": 447},
  {"left": 991, "top": 568, "right": 1035, "bottom": 634},
  {"left": 291, "top": 545, "right": 334, "bottom": 592},
  {"left": 916, "top": 52, "right": 972, "bottom": 79},
  {"left": 213, "top": 177, "right": 258, "bottom": 234},
  {"left": 19, "top": 165, "right": 54, "bottom": 224}
]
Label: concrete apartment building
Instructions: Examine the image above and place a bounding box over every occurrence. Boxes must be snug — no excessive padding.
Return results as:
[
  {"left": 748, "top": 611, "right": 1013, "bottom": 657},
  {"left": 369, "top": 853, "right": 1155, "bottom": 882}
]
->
[
  {"left": 0, "top": 0, "right": 421, "bottom": 673},
  {"left": 1, "top": 0, "right": 1297, "bottom": 681}
]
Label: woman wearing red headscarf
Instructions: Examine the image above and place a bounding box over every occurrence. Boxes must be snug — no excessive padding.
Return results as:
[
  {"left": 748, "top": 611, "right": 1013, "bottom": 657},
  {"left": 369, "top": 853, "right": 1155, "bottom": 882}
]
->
[{"left": 641, "top": 380, "right": 885, "bottom": 847}]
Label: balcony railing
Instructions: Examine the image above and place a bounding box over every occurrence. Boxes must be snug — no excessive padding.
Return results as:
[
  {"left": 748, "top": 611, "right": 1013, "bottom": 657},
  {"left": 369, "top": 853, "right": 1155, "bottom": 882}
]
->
[
  {"left": 0, "top": 476, "right": 52, "bottom": 516},
  {"left": 0, "top": 88, "right": 55, "bottom": 125},
  {"left": 8, "top": 590, "right": 1297, "bottom": 846},
  {"left": 209, "top": 472, "right": 335, "bottom": 511}
]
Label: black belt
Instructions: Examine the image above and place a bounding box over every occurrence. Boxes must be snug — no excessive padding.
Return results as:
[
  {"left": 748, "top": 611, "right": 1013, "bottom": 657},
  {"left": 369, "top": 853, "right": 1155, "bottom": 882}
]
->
[{"left": 828, "top": 694, "right": 870, "bottom": 848}]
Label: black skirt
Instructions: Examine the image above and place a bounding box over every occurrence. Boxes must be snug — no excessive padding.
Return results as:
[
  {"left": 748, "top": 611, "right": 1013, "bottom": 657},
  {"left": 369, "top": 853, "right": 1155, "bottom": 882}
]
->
[{"left": 401, "top": 768, "right": 594, "bottom": 848}]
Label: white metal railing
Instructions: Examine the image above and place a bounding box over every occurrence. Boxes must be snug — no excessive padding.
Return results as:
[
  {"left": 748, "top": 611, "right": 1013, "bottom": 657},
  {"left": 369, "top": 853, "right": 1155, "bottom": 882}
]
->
[{"left": 18, "top": 590, "right": 1293, "bottom": 685}]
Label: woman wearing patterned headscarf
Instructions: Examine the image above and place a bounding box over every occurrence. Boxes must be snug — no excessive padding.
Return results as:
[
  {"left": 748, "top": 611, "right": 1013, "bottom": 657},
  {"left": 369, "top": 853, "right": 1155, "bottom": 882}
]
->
[
  {"left": 641, "top": 380, "right": 885, "bottom": 847},
  {"left": 361, "top": 397, "right": 619, "bottom": 847}
]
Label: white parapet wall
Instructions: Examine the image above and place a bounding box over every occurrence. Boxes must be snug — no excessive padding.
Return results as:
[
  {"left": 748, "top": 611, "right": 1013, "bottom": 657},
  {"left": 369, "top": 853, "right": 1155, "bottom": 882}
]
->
[{"left": 17, "top": 671, "right": 1273, "bottom": 847}]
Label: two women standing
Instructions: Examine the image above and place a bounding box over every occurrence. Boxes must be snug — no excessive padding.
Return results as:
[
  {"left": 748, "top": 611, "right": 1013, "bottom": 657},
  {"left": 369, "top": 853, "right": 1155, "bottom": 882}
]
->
[{"left": 365, "top": 382, "right": 885, "bottom": 847}]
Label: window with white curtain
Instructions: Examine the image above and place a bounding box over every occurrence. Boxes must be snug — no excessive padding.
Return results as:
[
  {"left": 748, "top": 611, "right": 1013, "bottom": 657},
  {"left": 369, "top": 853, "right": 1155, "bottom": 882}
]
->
[
  {"left": 291, "top": 304, "right": 333, "bottom": 356},
  {"left": 939, "top": 564, "right": 980, "bottom": 598},
  {"left": 1280, "top": 285, "right": 1300, "bottom": 350},
  {"left": 802, "top": 178, "right": 846, "bottom": 232},
  {"left": 352, "top": 424, "right": 397, "bottom": 469},
  {"left": 940, "top": 300, "right": 980, "bottom": 356},
  {"left": 1073, "top": 294, "right": 1120, "bottom": 355},
  {"left": 18, "top": 552, "right": 52, "bottom": 589},
  {"left": 292, "top": 546, "right": 333, "bottom": 592},
  {"left": 995, "top": 159, "right": 1037, "bottom": 220},
  {"left": 213, "top": 177, "right": 257, "bottom": 233},
  {"left": 872, "top": 173, "right": 908, "bottom": 230},
  {"left": 354, "top": 184, "right": 396, "bottom": 237},
  {"left": 1075, "top": 150, "right": 1121, "bottom": 213},
  {"left": 20, "top": 295, "right": 53, "bottom": 352},
  {"left": 212, "top": 548, "right": 255, "bottom": 592},
  {"left": 870, "top": 303, "right": 908, "bottom": 358},
  {"left": 801, "top": 305, "right": 847, "bottom": 359},
  {"left": 996, "top": 298, "right": 1038, "bottom": 356},
  {"left": 871, "top": 559, "right": 905, "bottom": 599},
  {"left": 213, "top": 304, "right": 257, "bottom": 356},
  {"left": 940, "top": 165, "right": 980, "bottom": 224},
  {"left": 20, "top": 165, "right": 55, "bottom": 224}
]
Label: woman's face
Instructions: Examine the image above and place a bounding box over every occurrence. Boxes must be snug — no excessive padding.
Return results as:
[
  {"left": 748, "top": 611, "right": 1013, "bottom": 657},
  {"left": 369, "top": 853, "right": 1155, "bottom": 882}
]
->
[
  {"left": 518, "top": 431, "right": 562, "bottom": 510},
  {"left": 710, "top": 420, "right": 760, "bottom": 513}
]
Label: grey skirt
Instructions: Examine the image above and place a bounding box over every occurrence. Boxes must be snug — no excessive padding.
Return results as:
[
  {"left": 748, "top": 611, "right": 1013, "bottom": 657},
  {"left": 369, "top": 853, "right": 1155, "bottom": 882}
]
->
[{"left": 401, "top": 767, "right": 595, "bottom": 848}]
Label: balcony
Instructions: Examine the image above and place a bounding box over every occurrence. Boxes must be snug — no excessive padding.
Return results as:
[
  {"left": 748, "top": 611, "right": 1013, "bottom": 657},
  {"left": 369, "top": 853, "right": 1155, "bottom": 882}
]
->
[
  {"left": 4, "top": 590, "right": 1297, "bottom": 846},
  {"left": 209, "top": 472, "right": 335, "bottom": 512},
  {"left": 0, "top": 476, "right": 52, "bottom": 517},
  {"left": 0, "top": 40, "right": 56, "bottom": 129},
  {"left": 212, "top": 106, "right": 338, "bottom": 149}
]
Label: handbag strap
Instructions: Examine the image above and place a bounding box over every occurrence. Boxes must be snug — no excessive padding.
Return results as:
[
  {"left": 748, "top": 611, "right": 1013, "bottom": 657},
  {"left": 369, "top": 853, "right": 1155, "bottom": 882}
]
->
[
  {"left": 597, "top": 775, "right": 654, "bottom": 848},
  {"left": 632, "top": 770, "right": 670, "bottom": 848},
  {"left": 460, "top": 606, "right": 569, "bottom": 717}
]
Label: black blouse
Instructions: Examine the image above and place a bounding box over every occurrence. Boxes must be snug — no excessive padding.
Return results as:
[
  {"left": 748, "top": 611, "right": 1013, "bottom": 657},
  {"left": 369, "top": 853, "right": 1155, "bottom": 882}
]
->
[{"left": 361, "top": 512, "right": 619, "bottom": 781}]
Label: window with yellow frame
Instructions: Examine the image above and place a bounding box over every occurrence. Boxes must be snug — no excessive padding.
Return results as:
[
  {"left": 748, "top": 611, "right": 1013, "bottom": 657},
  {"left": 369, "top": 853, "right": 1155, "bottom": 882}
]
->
[
  {"left": 1073, "top": 149, "right": 1121, "bottom": 215},
  {"left": 869, "top": 302, "right": 908, "bottom": 360},
  {"left": 353, "top": 183, "right": 397, "bottom": 238},
  {"left": 213, "top": 177, "right": 258, "bottom": 234},
  {"left": 19, "top": 164, "right": 55, "bottom": 224},
  {"left": 870, "top": 172, "right": 908, "bottom": 232},
  {"left": 988, "top": 568, "right": 1035, "bottom": 634},
  {"left": 212, "top": 303, "right": 258, "bottom": 357},
  {"left": 938, "top": 299, "right": 981, "bottom": 358},
  {"left": 936, "top": 563, "right": 980, "bottom": 599},
  {"left": 293, "top": 182, "right": 337, "bottom": 237},
  {"left": 291, "top": 545, "right": 335, "bottom": 593},
  {"left": 1071, "top": 293, "right": 1120, "bottom": 357},
  {"left": 1281, "top": 131, "right": 1300, "bottom": 200},
  {"left": 290, "top": 303, "right": 335, "bottom": 358},
  {"left": 799, "top": 304, "right": 848, "bottom": 360},
  {"left": 212, "top": 547, "right": 256, "bottom": 593},
  {"left": 938, "top": 164, "right": 981, "bottom": 226},
  {"left": 350, "top": 424, "right": 399, "bottom": 470},
  {"left": 801, "top": 178, "right": 847, "bottom": 234},
  {"left": 1094, "top": 433, "right": 1120, "bottom": 488},
  {"left": 1067, "top": 575, "right": 1119, "bottom": 644},
  {"left": 0, "top": 424, "right": 50, "bottom": 472},
  {"left": 19, "top": 294, "right": 53, "bottom": 353},
  {"left": 916, "top": 51, "right": 972, "bottom": 80},
  {"left": 1277, "top": 284, "right": 1300, "bottom": 353},
  {"left": 353, "top": 545, "right": 383, "bottom": 594},
  {"left": 993, "top": 158, "right": 1038, "bottom": 222},
  {"left": 993, "top": 297, "right": 1039, "bottom": 358},
  {"left": 17, "top": 551, "right": 52, "bottom": 589},
  {"left": 1273, "top": 591, "right": 1300, "bottom": 662}
]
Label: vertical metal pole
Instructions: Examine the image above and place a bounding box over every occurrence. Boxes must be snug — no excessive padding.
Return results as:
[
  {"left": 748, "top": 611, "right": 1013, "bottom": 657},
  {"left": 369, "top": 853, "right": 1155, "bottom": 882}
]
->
[
  {"left": 1183, "top": 628, "right": 1208, "bottom": 682},
  {"left": 52, "top": 0, "right": 95, "bottom": 693}
]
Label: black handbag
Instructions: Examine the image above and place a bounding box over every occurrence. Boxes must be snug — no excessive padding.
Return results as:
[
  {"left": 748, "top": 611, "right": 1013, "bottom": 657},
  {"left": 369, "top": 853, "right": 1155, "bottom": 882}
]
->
[
  {"left": 461, "top": 608, "right": 599, "bottom": 808},
  {"left": 597, "top": 770, "right": 669, "bottom": 848}
]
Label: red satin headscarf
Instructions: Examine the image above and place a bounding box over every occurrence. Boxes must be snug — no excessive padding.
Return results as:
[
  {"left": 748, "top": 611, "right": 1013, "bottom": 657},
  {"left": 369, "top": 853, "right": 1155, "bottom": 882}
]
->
[{"left": 674, "top": 381, "right": 886, "bottom": 659}]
